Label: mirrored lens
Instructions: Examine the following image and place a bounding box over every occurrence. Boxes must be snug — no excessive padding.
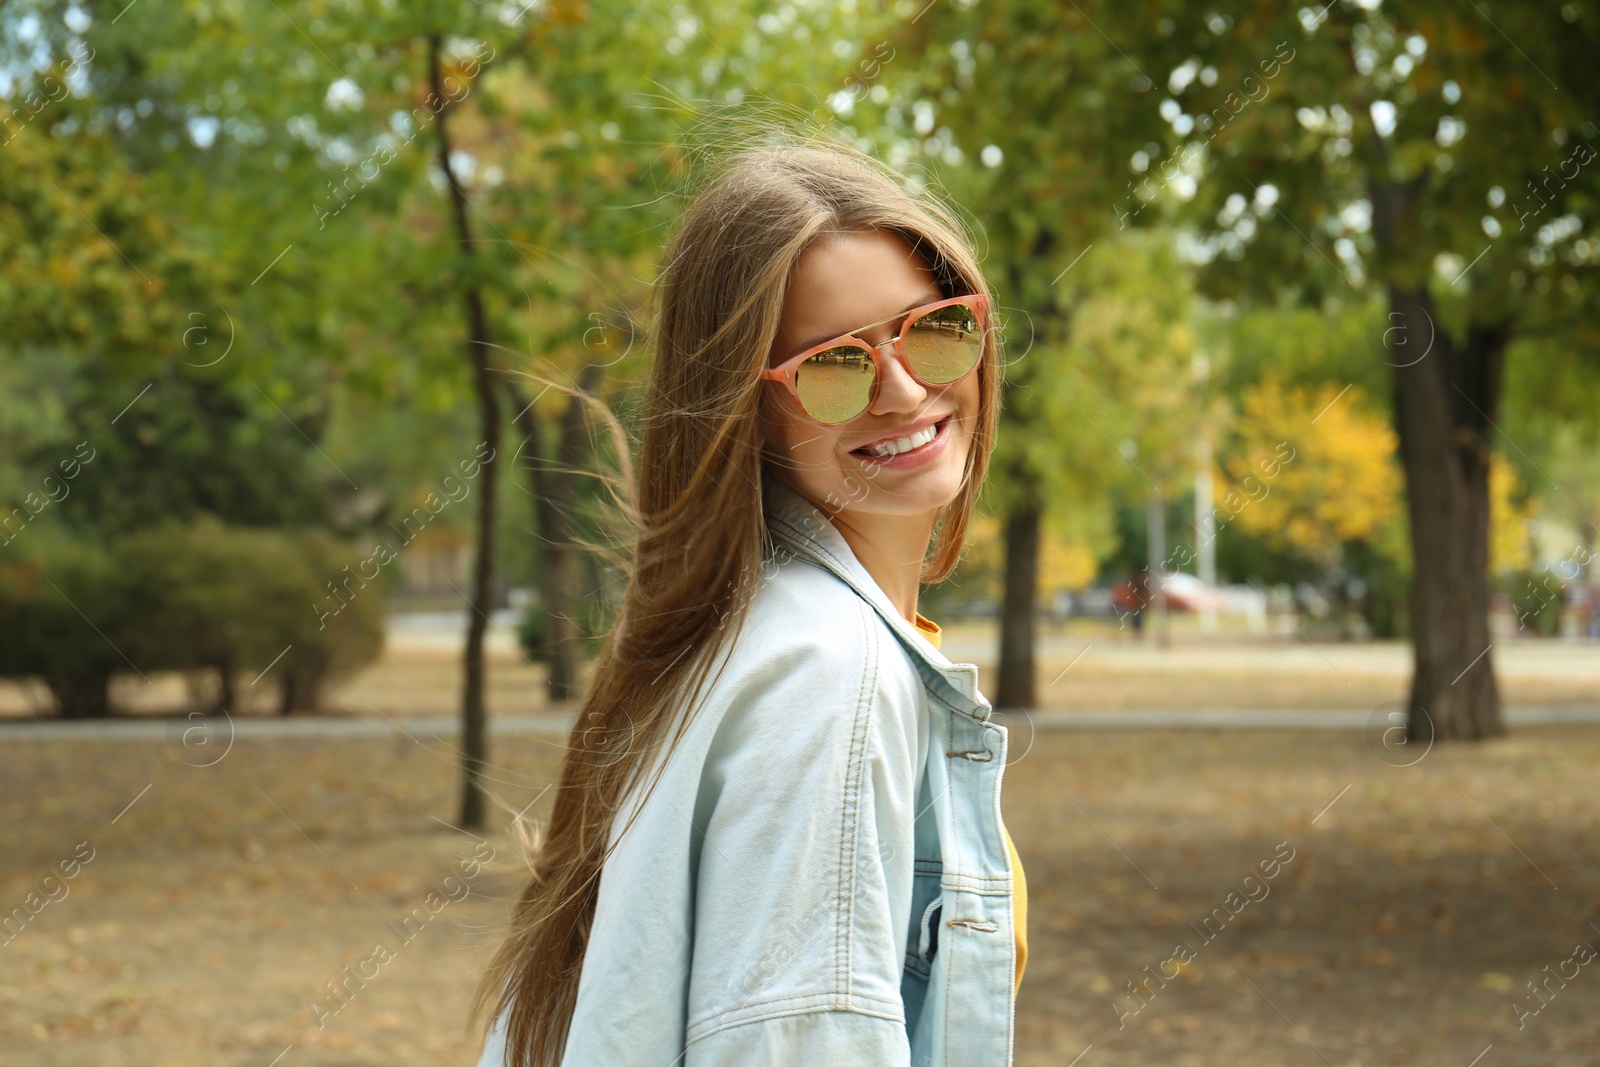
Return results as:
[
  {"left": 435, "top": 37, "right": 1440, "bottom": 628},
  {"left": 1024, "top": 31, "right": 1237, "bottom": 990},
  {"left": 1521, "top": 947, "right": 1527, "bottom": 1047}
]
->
[
  {"left": 903, "top": 301, "right": 983, "bottom": 385},
  {"left": 795, "top": 345, "right": 876, "bottom": 423}
]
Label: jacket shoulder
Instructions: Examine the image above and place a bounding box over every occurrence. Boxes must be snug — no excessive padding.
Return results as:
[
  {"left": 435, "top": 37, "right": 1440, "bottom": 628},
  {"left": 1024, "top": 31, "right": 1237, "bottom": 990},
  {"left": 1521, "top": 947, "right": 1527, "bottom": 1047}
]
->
[{"left": 707, "top": 552, "right": 924, "bottom": 723}]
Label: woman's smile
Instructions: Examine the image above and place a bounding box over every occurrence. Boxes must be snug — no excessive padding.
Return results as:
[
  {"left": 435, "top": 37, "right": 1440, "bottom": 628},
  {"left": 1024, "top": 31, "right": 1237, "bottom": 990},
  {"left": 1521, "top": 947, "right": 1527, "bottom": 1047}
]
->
[{"left": 849, "top": 413, "right": 954, "bottom": 471}]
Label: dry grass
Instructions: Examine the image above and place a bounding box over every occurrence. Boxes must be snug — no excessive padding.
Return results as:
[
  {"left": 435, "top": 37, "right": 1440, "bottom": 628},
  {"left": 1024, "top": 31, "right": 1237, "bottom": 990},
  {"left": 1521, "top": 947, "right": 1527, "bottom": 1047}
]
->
[
  {"left": 3, "top": 628, "right": 1597, "bottom": 1064},
  {"left": 3, "top": 714, "right": 1598, "bottom": 1066},
  {"left": 1001, "top": 723, "right": 1600, "bottom": 1067}
]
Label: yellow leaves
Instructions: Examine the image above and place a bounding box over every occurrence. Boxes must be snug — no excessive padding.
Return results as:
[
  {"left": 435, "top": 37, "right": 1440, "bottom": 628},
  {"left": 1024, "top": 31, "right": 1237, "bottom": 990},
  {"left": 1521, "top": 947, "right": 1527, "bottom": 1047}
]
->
[
  {"left": 47, "top": 255, "right": 81, "bottom": 291},
  {"left": 437, "top": 59, "right": 481, "bottom": 96},
  {"left": 1216, "top": 379, "right": 1535, "bottom": 574},
  {"left": 545, "top": 0, "right": 590, "bottom": 26},
  {"left": 1040, "top": 534, "right": 1099, "bottom": 597},
  {"left": 962, "top": 510, "right": 1099, "bottom": 598},
  {"left": 1166, "top": 322, "right": 1197, "bottom": 354},
  {"left": 1489, "top": 453, "right": 1535, "bottom": 576},
  {"left": 1220, "top": 380, "right": 1402, "bottom": 561},
  {"left": 961, "top": 510, "right": 1004, "bottom": 577}
]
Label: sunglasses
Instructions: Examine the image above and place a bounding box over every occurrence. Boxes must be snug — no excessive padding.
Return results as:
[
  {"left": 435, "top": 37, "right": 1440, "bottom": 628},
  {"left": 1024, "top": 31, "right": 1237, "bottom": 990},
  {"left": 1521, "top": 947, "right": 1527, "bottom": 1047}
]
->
[{"left": 761, "top": 293, "right": 989, "bottom": 425}]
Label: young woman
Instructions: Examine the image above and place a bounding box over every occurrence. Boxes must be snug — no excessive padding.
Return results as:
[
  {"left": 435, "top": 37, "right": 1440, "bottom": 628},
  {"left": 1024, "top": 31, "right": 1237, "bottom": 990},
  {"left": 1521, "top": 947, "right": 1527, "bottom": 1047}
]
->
[{"left": 473, "top": 137, "right": 1026, "bottom": 1066}]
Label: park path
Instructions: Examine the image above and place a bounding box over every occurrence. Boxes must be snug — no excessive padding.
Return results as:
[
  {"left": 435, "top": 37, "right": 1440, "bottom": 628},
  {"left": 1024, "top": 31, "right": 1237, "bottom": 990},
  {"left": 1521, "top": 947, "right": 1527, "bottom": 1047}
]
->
[{"left": 2, "top": 702, "right": 1597, "bottom": 741}]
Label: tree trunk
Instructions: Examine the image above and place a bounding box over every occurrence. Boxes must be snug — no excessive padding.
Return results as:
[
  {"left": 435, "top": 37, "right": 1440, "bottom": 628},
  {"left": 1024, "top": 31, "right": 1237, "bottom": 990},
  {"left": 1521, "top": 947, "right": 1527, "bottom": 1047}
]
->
[
  {"left": 279, "top": 668, "right": 321, "bottom": 716},
  {"left": 996, "top": 497, "right": 1041, "bottom": 709},
  {"left": 994, "top": 238, "right": 1059, "bottom": 713},
  {"left": 539, "top": 376, "right": 581, "bottom": 704},
  {"left": 1388, "top": 284, "right": 1507, "bottom": 742},
  {"left": 210, "top": 663, "right": 237, "bottom": 715},
  {"left": 505, "top": 363, "right": 601, "bottom": 704},
  {"left": 431, "top": 35, "right": 499, "bottom": 831},
  {"left": 47, "top": 671, "right": 113, "bottom": 718},
  {"left": 504, "top": 381, "right": 575, "bottom": 700},
  {"left": 546, "top": 362, "right": 604, "bottom": 702}
]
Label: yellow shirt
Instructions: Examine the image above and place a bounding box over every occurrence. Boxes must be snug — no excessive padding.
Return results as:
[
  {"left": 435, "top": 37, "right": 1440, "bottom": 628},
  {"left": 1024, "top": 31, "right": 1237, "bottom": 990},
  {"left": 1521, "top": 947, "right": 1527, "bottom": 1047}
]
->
[{"left": 913, "top": 613, "right": 1027, "bottom": 994}]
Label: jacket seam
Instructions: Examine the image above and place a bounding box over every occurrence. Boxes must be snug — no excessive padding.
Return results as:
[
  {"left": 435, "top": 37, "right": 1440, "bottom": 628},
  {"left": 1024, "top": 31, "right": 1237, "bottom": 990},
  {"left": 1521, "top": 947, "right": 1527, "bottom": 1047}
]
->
[
  {"left": 939, "top": 877, "right": 1011, "bottom": 893},
  {"left": 990, "top": 714, "right": 1017, "bottom": 1059},
  {"left": 938, "top": 702, "right": 955, "bottom": 1062},
  {"left": 836, "top": 598, "right": 877, "bottom": 1007},
  {"left": 685, "top": 993, "right": 906, "bottom": 1047},
  {"left": 768, "top": 513, "right": 851, "bottom": 573}
]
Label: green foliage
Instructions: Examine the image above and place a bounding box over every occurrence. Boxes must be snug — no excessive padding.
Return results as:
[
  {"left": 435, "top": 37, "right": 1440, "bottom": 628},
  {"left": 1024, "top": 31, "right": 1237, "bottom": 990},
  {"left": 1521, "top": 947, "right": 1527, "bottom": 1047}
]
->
[
  {"left": 120, "top": 519, "right": 387, "bottom": 713},
  {"left": 1504, "top": 568, "right": 1564, "bottom": 638},
  {"left": 890, "top": 0, "right": 1600, "bottom": 385},
  {"left": 1203, "top": 296, "right": 1389, "bottom": 407},
  {"left": 275, "top": 529, "right": 391, "bottom": 712},
  {"left": 0, "top": 519, "right": 383, "bottom": 716},
  {"left": 49, "top": 358, "right": 336, "bottom": 534},
  {"left": 3, "top": 0, "right": 899, "bottom": 708},
  {"left": 6, "top": 0, "right": 1593, "bottom": 710},
  {"left": 976, "top": 231, "right": 1211, "bottom": 547},
  {"left": 0, "top": 529, "right": 131, "bottom": 718},
  {"left": 1119, "top": 1, "right": 1600, "bottom": 428},
  {"left": 878, "top": 8, "right": 1220, "bottom": 568},
  {"left": 889, "top": 0, "right": 1599, "bottom": 633},
  {"left": 0, "top": 89, "right": 217, "bottom": 359}
]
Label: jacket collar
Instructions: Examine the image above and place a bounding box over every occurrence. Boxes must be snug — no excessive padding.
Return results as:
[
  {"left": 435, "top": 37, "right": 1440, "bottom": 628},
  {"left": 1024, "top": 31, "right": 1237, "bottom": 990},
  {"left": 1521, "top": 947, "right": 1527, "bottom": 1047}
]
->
[{"left": 760, "top": 471, "right": 991, "bottom": 719}]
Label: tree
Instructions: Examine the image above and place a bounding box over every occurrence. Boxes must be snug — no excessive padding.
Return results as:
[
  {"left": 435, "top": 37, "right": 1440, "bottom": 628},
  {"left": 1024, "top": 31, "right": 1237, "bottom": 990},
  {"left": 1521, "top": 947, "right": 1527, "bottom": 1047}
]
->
[
  {"left": 6, "top": 0, "right": 559, "bottom": 818},
  {"left": 1143, "top": 4, "right": 1599, "bottom": 739},
  {"left": 1219, "top": 379, "right": 1404, "bottom": 636},
  {"left": 471, "top": 2, "right": 901, "bottom": 704},
  {"left": 892, "top": 1, "right": 1600, "bottom": 736},
  {"left": 423, "top": 31, "right": 501, "bottom": 831},
  {"left": 1200, "top": 296, "right": 1415, "bottom": 635},
  {"left": 878, "top": 4, "right": 1210, "bottom": 704},
  {"left": 1220, "top": 379, "right": 1403, "bottom": 565}
]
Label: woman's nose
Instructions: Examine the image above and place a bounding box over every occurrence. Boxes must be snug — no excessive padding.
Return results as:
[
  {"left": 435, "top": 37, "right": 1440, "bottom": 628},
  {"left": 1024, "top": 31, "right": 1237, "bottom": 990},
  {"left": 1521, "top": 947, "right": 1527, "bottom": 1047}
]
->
[{"left": 867, "top": 336, "right": 930, "bottom": 416}]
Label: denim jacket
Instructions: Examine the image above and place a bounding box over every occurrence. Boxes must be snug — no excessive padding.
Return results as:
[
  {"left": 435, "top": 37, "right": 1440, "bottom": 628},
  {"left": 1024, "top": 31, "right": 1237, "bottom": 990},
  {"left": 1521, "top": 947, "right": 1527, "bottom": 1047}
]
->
[{"left": 475, "top": 474, "right": 1017, "bottom": 1066}]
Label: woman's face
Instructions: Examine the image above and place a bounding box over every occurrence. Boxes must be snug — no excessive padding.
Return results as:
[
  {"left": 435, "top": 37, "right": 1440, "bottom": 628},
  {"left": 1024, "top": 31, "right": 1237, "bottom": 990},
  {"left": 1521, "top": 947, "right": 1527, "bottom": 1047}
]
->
[{"left": 760, "top": 229, "right": 982, "bottom": 522}]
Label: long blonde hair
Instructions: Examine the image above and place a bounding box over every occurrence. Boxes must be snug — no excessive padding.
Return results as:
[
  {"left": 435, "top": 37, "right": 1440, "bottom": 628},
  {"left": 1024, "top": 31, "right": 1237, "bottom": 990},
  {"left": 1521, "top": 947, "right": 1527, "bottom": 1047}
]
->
[{"left": 473, "top": 132, "right": 1002, "bottom": 1065}]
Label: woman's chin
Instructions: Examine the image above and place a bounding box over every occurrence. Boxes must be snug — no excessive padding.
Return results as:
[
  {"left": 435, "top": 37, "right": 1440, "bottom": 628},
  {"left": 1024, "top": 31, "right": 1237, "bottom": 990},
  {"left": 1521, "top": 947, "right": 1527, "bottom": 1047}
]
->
[{"left": 834, "top": 459, "right": 968, "bottom": 518}]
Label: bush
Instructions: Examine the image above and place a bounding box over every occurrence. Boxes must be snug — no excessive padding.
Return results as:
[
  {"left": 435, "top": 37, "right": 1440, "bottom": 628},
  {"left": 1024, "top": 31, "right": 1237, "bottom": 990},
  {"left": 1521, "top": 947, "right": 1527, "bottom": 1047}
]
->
[
  {"left": 272, "top": 529, "right": 386, "bottom": 713},
  {"left": 0, "top": 532, "right": 133, "bottom": 717},
  {"left": 122, "top": 519, "right": 386, "bottom": 714},
  {"left": 0, "top": 518, "right": 385, "bottom": 717}
]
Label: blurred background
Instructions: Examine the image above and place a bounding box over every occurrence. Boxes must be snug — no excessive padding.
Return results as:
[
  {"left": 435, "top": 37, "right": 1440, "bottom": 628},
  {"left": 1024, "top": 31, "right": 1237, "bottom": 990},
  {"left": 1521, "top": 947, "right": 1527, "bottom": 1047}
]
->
[{"left": 2, "top": 1, "right": 1598, "bottom": 1064}]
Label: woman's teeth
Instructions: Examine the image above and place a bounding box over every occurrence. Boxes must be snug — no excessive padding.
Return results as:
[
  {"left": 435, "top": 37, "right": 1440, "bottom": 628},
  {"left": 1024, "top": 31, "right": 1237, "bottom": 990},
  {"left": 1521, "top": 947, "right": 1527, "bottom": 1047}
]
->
[{"left": 864, "top": 421, "right": 939, "bottom": 457}]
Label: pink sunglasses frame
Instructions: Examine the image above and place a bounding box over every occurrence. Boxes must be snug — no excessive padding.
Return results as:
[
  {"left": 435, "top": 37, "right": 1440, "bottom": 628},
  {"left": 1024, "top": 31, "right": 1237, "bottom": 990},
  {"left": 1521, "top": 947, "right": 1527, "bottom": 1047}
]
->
[{"left": 760, "top": 293, "right": 990, "bottom": 425}]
